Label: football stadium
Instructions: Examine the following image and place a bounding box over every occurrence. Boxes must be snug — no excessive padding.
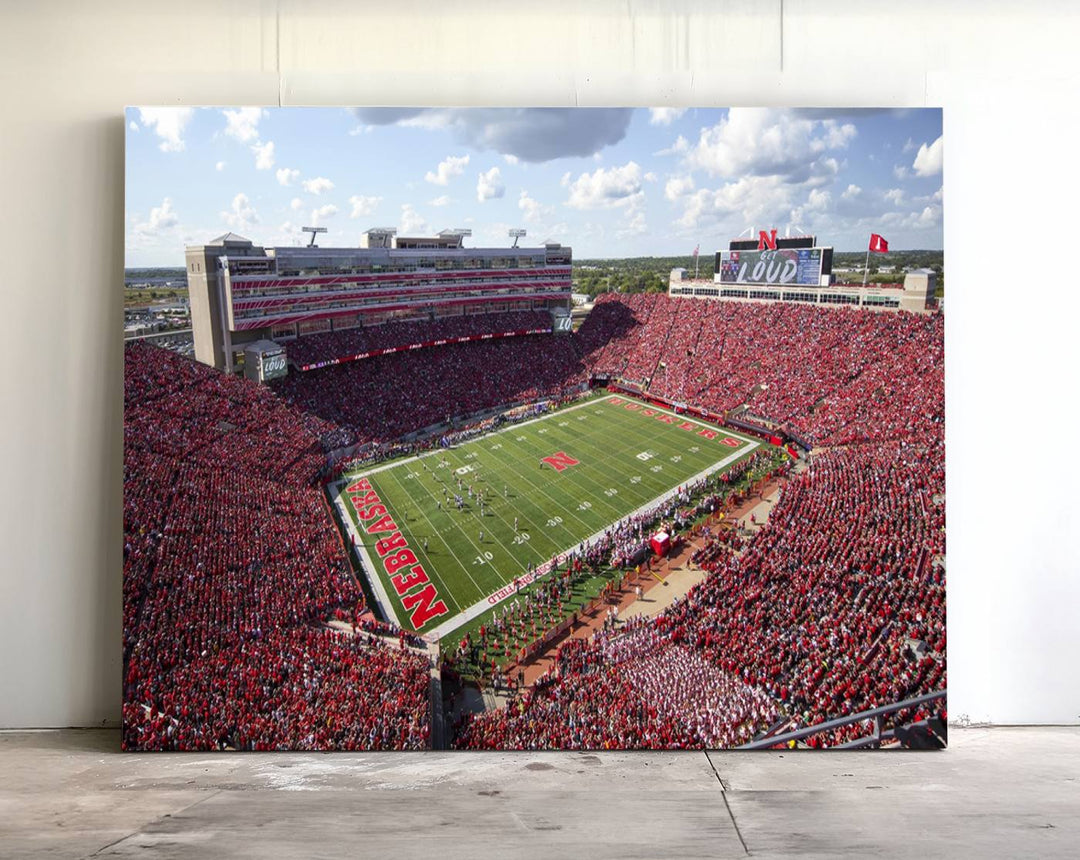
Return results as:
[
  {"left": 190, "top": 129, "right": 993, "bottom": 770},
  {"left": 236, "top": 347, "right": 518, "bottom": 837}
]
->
[{"left": 123, "top": 226, "right": 945, "bottom": 751}]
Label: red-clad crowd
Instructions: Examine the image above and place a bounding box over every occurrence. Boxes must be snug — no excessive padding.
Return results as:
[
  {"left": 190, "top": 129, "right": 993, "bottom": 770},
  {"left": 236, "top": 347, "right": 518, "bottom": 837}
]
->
[
  {"left": 123, "top": 628, "right": 430, "bottom": 751},
  {"left": 270, "top": 334, "right": 589, "bottom": 447},
  {"left": 453, "top": 621, "right": 783, "bottom": 749},
  {"left": 285, "top": 309, "right": 553, "bottom": 368},
  {"left": 454, "top": 436, "right": 944, "bottom": 748},
  {"left": 123, "top": 342, "right": 431, "bottom": 750},
  {"left": 450, "top": 294, "right": 944, "bottom": 749},
  {"left": 661, "top": 441, "right": 945, "bottom": 738},
  {"left": 577, "top": 293, "right": 944, "bottom": 449},
  {"left": 126, "top": 291, "right": 945, "bottom": 750},
  {"left": 125, "top": 341, "right": 335, "bottom": 485}
]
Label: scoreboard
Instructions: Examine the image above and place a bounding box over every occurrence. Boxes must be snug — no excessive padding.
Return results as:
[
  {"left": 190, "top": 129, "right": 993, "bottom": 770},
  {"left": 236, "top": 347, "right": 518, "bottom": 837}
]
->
[
  {"left": 259, "top": 348, "right": 287, "bottom": 380},
  {"left": 244, "top": 342, "right": 288, "bottom": 383},
  {"left": 718, "top": 248, "right": 824, "bottom": 287}
]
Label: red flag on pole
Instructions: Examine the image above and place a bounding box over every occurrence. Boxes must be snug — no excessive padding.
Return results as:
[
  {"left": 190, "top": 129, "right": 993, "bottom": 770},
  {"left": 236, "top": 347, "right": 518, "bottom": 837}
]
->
[
  {"left": 692, "top": 244, "right": 699, "bottom": 258},
  {"left": 869, "top": 233, "right": 889, "bottom": 253}
]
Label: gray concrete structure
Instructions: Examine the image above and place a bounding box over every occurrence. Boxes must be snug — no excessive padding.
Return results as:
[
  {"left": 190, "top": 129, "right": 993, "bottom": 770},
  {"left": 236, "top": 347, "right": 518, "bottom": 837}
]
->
[
  {"left": 185, "top": 233, "right": 264, "bottom": 371},
  {"left": 1, "top": 728, "right": 1076, "bottom": 858}
]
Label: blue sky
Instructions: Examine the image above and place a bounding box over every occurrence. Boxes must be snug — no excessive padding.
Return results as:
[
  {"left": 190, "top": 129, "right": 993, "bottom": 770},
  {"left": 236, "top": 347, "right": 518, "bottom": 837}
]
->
[{"left": 125, "top": 107, "right": 943, "bottom": 267}]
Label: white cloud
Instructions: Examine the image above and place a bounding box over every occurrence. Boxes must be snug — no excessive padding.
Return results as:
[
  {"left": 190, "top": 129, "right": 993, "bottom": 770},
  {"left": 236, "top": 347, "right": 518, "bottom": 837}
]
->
[
  {"left": 806, "top": 188, "right": 831, "bottom": 210},
  {"left": 310, "top": 203, "right": 339, "bottom": 226},
  {"left": 560, "top": 171, "right": 571, "bottom": 188},
  {"left": 913, "top": 135, "right": 943, "bottom": 176},
  {"left": 302, "top": 176, "right": 335, "bottom": 195},
  {"left": 215, "top": 161, "right": 226, "bottom": 172},
  {"left": 518, "top": 190, "right": 553, "bottom": 223},
  {"left": 644, "top": 171, "right": 657, "bottom": 182},
  {"left": 664, "top": 175, "right": 695, "bottom": 201},
  {"left": 220, "top": 193, "right": 259, "bottom": 230},
  {"left": 880, "top": 202, "right": 943, "bottom": 232},
  {"left": 655, "top": 135, "right": 690, "bottom": 157},
  {"left": 276, "top": 167, "right": 300, "bottom": 186},
  {"left": 565, "top": 162, "right": 644, "bottom": 210},
  {"left": 918, "top": 204, "right": 942, "bottom": 225},
  {"left": 675, "top": 175, "right": 800, "bottom": 230},
  {"left": 675, "top": 190, "right": 711, "bottom": 229},
  {"left": 649, "top": 107, "right": 687, "bottom": 126},
  {"left": 817, "top": 157, "right": 841, "bottom": 181},
  {"left": 290, "top": 197, "right": 303, "bottom": 211},
  {"left": 885, "top": 187, "right": 906, "bottom": 205},
  {"left": 823, "top": 121, "right": 857, "bottom": 149},
  {"left": 128, "top": 121, "right": 139, "bottom": 132},
  {"left": 400, "top": 204, "right": 428, "bottom": 235},
  {"left": 617, "top": 210, "right": 648, "bottom": 237},
  {"left": 348, "top": 195, "right": 382, "bottom": 218},
  {"left": 425, "top": 154, "right": 470, "bottom": 186},
  {"left": 428, "top": 195, "right": 451, "bottom": 207},
  {"left": 276, "top": 221, "right": 304, "bottom": 243},
  {"left": 842, "top": 183, "right": 862, "bottom": 199},
  {"left": 686, "top": 108, "right": 855, "bottom": 182},
  {"left": 933, "top": 186, "right": 943, "bottom": 202},
  {"left": 477, "top": 166, "right": 505, "bottom": 201},
  {"left": 252, "top": 140, "right": 275, "bottom": 170},
  {"left": 135, "top": 197, "right": 180, "bottom": 235},
  {"left": 903, "top": 137, "right": 916, "bottom": 153},
  {"left": 893, "top": 164, "right": 908, "bottom": 180},
  {"left": 503, "top": 154, "right": 520, "bottom": 166},
  {"left": 222, "top": 107, "right": 266, "bottom": 143},
  {"left": 137, "top": 107, "right": 194, "bottom": 153}
]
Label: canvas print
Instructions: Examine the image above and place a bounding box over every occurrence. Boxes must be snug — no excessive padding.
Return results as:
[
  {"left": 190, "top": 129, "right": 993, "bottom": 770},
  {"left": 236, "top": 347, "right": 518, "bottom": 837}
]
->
[{"left": 124, "top": 107, "right": 945, "bottom": 750}]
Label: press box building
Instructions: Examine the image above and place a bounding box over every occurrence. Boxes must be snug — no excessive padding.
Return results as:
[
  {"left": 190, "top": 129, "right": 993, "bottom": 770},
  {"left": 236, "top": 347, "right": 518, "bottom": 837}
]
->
[{"left": 186, "top": 229, "right": 573, "bottom": 376}]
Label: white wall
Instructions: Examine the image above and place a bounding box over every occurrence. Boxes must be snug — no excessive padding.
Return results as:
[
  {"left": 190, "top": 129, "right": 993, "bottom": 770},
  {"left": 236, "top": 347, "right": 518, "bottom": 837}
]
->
[{"left": 1, "top": 0, "right": 1077, "bottom": 727}]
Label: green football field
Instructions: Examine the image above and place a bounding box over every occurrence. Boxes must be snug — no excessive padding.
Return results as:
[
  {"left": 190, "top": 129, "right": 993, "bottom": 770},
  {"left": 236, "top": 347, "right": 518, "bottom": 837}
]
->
[{"left": 330, "top": 393, "right": 761, "bottom": 639}]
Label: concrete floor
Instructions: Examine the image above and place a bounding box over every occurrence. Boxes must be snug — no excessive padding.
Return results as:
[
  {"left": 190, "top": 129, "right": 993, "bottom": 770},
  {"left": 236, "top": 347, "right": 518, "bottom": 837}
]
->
[{"left": 1, "top": 728, "right": 1077, "bottom": 859}]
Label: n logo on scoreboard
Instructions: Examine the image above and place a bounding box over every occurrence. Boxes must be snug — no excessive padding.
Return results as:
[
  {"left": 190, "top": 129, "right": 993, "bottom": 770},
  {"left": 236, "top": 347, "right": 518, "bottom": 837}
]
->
[
  {"left": 541, "top": 451, "right": 580, "bottom": 472},
  {"left": 757, "top": 229, "right": 778, "bottom": 250}
]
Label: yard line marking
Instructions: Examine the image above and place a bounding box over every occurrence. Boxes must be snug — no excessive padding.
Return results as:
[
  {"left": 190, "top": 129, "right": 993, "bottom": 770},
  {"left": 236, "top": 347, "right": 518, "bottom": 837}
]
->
[
  {"left": 438, "top": 452, "right": 550, "bottom": 567},
  {"left": 342, "top": 393, "right": 755, "bottom": 483},
  {"left": 526, "top": 404, "right": 713, "bottom": 518},
  {"left": 426, "top": 437, "right": 760, "bottom": 640},
  {"left": 381, "top": 465, "right": 471, "bottom": 616},
  {"left": 436, "top": 445, "right": 554, "bottom": 573}
]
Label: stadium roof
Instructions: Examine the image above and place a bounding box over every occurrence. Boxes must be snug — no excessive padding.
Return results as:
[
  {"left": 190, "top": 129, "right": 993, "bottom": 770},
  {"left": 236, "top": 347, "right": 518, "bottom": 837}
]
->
[{"left": 207, "top": 232, "right": 253, "bottom": 246}]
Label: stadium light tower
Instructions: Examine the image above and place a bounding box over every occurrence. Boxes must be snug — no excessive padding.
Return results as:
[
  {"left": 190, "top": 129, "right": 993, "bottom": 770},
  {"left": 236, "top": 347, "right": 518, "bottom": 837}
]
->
[
  {"left": 302, "top": 226, "right": 328, "bottom": 247},
  {"left": 509, "top": 228, "right": 527, "bottom": 248}
]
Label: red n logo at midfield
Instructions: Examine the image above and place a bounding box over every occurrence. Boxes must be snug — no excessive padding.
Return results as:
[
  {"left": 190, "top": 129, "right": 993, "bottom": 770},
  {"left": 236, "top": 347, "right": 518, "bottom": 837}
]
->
[
  {"left": 541, "top": 451, "right": 580, "bottom": 472},
  {"left": 757, "top": 229, "right": 778, "bottom": 250}
]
